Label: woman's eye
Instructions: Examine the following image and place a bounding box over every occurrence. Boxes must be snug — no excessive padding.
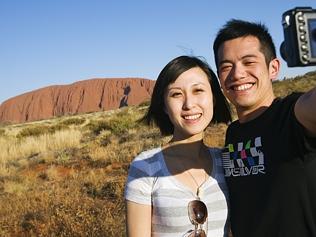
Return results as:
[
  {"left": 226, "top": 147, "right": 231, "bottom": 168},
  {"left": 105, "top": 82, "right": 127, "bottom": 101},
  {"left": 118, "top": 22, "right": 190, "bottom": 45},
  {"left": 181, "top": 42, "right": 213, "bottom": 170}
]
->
[
  {"left": 194, "top": 88, "right": 204, "bottom": 93},
  {"left": 170, "top": 92, "right": 181, "bottom": 97}
]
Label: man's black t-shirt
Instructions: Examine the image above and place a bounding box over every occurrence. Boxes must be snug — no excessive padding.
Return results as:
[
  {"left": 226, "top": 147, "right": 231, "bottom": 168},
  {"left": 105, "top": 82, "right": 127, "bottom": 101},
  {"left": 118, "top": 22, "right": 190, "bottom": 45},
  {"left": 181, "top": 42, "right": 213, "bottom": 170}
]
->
[{"left": 222, "top": 93, "right": 316, "bottom": 237}]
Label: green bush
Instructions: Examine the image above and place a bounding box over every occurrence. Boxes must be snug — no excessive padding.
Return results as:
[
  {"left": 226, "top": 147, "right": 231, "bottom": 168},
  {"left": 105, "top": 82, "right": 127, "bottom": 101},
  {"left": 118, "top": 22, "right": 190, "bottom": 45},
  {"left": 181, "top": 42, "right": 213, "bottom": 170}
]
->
[
  {"left": 17, "top": 126, "right": 49, "bottom": 138},
  {"left": 60, "top": 117, "right": 86, "bottom": 126},
  {"left": 107, "top": 116, "right": 135, "bottom": 135},
  {"left": 0, "top": 128, "right": 5, "bottom": 136},
  {"left": 138, "top": 100, "right": 150, "bottom": 107},
  {"left": 84, "top": 120, "right": 111, "bottom": 136},
  {"left": 17, "top": 124, "right": 68, "bottom": 138},
  {"left": 85, "top": 115, "right": 137, "bottom": 136}
]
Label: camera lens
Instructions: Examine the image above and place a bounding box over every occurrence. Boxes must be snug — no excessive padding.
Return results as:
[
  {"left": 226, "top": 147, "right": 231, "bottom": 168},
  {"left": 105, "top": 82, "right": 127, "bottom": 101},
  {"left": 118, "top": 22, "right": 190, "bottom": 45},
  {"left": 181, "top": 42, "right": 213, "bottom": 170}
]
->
[
  {"left": 308, "top": 19, "right": 316, "bottom": 57},
  {"left": 312, "top": 29, "right": 316, "bottom": 41},
  {"left": 280, "top": 41, "right": 288, "bottom": 61}
]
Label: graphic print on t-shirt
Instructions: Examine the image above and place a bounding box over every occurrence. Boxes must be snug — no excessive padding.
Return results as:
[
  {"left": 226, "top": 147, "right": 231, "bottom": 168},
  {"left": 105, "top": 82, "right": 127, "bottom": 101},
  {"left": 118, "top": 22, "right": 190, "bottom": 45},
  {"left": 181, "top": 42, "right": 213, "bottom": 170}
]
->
[{"left": 222, "top": 137, "right": 265, "bottom": 177}]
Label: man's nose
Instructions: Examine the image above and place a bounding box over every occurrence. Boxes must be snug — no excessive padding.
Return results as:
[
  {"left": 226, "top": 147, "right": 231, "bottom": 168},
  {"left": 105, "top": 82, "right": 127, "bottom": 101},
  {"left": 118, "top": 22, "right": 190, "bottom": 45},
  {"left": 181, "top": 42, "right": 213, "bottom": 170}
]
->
[{"left": 230, "top": 64, "right": 247, "bottom": 80}]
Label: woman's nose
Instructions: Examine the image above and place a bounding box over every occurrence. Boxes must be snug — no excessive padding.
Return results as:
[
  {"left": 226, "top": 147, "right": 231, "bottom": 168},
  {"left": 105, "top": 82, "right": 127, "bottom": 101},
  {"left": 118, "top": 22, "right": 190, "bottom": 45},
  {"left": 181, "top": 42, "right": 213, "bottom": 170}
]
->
[{"left": 182, "top": 94, "right": 195, "bottom": 110}]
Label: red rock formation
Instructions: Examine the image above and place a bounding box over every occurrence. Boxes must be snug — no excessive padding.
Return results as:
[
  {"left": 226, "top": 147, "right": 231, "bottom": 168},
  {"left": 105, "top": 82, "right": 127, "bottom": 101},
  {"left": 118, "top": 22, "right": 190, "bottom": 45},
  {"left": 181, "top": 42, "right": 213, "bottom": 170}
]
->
[{"left": 0, "top": 78, "right": 155, "bottom": 123}]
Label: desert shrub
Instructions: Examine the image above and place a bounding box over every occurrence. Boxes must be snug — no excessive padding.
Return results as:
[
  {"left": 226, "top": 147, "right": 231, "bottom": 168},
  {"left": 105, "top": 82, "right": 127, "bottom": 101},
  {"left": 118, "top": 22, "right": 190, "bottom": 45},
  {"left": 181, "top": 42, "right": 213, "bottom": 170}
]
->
[
  {"left": 0, "top": 181, "right": 126, "bottom": 237},
  {"left": 0, "top": 121, "right": 12, "bottom": 126},
  {"left": 85, "top": 120, "right": 111, "bottom": 136},
  {"left": 21, "top": 211, "right": 45, "bottom": 232},
  {"left": 304, "top": 70, "right": 316, "bottom": 77},
  {"left": 98, "top": 182, "right": 122, "bottom": 200},
  {"left": 107, "top": 116, "right": 136, "bottom": 135},
  {"left": 17, "top": 124, "right": 68, "bottom": 138},
  {"left": 138, "top": 100, "right": 150, "bottom": 107},
  {"left": 17, "top": 126, "right": 49, "bottom": 138},
  {"left": 85, "top": 115, "right": 136, "bottom": 136},
  {"left": 139, "top": 130, "right": 162, "bottom": 140},
  {"left": 81, "top": 182, "right": 98, "bottom": 198},
  {"left": 54, "top": 151, "right": 70, "bottom": 165},
  {"left": 82, "top": 181, "right": 124, "bottom": 201},
  {"left": 60, "top": 117, "right": 86, "bottom": 126},
  {"left": 118, "top": 133, "right": 134, "bottom": 144},
  {"left": 98, "top": 133, "right": 112, "bottom": 147},
  {"left": 273, "top": 73, "right": 316, "bottom": 98},
  {"left": 49, "top": 123, "right": 68, "bottom": 133},
  {"left": 115, "top": 108, "right": 129, "bottom": 117},
  {"left": 17, "top": 125, "right": 49, "bottom": 138},
  {"left": 0, "top": 129, "right": 5, "bottom": 136}
]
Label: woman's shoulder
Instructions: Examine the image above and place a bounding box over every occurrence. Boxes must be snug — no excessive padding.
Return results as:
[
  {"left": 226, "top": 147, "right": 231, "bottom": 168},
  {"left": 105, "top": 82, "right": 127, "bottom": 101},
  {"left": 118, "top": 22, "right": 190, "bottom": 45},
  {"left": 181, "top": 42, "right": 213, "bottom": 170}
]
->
[
  {"left": 129, "top": 147, "right": 163, "bottom": 175},
  {"left": 207, "top": 147, "right": 225, "bottom": 168},
  {"left": 133, "top": 147, "right": 162, "bottom": 162},
  {"left": 207, "top": 147, "right": 223, "bottom": 158}
]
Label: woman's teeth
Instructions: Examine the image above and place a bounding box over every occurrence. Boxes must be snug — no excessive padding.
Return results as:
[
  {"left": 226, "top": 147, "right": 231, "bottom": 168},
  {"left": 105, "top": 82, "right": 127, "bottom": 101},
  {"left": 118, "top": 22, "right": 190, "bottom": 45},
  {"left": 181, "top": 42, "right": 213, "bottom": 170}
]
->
[{"left": 184, "top": 114, "right": 201, "bottom": 120}]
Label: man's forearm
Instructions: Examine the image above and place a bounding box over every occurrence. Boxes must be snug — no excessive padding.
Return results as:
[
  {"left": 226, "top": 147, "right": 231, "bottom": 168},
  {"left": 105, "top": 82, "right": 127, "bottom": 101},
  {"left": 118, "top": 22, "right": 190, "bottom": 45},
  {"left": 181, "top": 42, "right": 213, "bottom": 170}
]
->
[{"left": 295, "top": 86, "right": 316, "bottom": 136}]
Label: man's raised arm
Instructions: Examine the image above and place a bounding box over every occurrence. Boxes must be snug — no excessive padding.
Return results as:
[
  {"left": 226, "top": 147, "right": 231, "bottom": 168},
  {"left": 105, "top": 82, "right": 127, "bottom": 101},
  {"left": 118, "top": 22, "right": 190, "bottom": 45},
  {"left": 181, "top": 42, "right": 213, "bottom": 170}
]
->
[{"left": 295, "top": 86, "right": 316, "bottom": 136}]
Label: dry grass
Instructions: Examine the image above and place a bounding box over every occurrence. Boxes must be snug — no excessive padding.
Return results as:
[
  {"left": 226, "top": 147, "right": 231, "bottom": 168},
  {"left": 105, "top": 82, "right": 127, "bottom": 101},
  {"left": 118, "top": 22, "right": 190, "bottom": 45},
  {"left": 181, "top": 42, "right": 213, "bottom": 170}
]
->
[
  {"left": 0, "top": 129, "right": 82, "bottom": 178},
  {"left": 0, "top": 106, "right": 163, "bottom": 237},
  {"left": 0, "top": 71, "right": 315, "bottom": 236}
]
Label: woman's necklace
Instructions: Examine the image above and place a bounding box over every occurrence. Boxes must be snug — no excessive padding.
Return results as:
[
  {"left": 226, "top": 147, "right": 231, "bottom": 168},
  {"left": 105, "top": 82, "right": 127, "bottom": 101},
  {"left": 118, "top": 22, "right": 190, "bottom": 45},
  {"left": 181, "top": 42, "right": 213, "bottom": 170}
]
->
[
  {"left": 185, "top": 168, "right": 208, "bottom": 197},
  {"left": 166, "top": 141, "right": 211, "bottom": 197},
  {"left": 181, "top": 145, "right": 209, "bottom": 197}
]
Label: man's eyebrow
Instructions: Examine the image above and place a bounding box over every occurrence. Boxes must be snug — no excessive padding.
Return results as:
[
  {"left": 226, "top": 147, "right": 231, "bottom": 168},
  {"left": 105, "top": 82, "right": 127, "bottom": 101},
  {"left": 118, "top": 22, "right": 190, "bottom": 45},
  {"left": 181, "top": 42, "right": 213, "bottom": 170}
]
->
[
  {"left": 218, "top": 59, "right": 232, "bottom": 65},
  {"left": 241, "top": 54, "right": 258, "bottom": 60},
  {"left": 219, "top": 54, "right": 259, "bottom": 65}
]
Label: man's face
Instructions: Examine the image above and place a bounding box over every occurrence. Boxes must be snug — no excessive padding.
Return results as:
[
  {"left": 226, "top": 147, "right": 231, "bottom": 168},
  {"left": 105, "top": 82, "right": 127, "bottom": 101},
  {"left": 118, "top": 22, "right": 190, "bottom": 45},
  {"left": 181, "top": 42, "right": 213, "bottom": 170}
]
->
[{"left": 216, "top": 36, "right": 279, "bottom": 119}]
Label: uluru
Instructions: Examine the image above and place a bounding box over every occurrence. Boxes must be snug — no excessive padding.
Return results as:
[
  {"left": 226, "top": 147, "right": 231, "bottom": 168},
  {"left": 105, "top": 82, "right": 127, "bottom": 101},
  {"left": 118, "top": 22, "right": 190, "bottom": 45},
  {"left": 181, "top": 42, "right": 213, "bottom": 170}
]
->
[{"left": 0, "top": 78, "right": 155, "bottom": 124}]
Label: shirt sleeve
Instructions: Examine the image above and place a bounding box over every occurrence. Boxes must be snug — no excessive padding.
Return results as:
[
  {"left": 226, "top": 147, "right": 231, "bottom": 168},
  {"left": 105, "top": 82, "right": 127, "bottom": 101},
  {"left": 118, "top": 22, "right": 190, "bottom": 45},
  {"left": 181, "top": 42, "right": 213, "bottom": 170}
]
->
[{"left": 124, "top": 151, "right": 154, "bottom": 205}]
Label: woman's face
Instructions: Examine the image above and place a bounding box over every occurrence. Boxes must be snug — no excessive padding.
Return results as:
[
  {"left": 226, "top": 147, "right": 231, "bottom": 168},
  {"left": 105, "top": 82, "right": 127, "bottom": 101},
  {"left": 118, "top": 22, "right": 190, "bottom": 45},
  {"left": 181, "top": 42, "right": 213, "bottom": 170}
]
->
[{"left": 164, "top": 67, "right": 214, "bottom": 140}]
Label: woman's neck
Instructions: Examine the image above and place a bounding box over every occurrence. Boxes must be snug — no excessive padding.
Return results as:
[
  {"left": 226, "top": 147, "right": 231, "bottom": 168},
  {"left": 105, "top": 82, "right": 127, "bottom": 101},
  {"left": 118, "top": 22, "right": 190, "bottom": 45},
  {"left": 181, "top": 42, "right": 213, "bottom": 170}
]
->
[
  {"left": 170, "top": 132, "right": 204, "bottom": 144},
  {"left": 166, "top": 133, "right": 205, "bottom": 160}
]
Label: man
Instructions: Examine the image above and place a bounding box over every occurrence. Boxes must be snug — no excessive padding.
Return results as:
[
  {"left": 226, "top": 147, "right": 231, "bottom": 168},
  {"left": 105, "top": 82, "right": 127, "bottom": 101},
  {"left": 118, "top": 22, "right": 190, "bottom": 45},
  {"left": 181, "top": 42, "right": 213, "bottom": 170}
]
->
[{"left": 213, "top": 19, "right": 316, "bottom": 237}]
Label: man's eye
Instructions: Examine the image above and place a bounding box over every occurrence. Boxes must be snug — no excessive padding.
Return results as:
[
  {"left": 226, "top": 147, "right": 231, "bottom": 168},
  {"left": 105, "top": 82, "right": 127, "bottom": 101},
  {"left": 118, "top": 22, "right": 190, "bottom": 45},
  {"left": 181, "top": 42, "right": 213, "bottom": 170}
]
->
[
  {"left": 244, "top": 61, "right": 255, "bottom": 66},
  {"left": 220, "top": 65, "right": 232, "bottom": 72}
]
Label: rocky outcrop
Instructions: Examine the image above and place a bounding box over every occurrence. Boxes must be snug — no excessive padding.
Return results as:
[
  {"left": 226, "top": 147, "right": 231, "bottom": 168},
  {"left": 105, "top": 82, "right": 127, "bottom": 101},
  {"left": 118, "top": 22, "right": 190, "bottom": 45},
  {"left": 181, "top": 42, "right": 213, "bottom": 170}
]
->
[{"left": 0, "top": 78, "right": 155, "bottom": 123}]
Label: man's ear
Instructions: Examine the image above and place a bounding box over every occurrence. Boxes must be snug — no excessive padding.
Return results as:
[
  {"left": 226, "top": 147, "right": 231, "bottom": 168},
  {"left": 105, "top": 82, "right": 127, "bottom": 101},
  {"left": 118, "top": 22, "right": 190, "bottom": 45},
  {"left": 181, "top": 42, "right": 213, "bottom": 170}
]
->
[{"left": 269, "top": 58, "right": 281, "bottom": 81}]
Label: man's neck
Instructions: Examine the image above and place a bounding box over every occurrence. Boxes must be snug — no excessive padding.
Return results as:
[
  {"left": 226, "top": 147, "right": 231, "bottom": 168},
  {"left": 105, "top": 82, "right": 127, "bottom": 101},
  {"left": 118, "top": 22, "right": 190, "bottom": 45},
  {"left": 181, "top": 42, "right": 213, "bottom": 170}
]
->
[
  {"left": 237, "top": 96, "right": 275, "bottom": 123},
  {"left": 237, "top": 106, "right": 269, "bottom": 123}
]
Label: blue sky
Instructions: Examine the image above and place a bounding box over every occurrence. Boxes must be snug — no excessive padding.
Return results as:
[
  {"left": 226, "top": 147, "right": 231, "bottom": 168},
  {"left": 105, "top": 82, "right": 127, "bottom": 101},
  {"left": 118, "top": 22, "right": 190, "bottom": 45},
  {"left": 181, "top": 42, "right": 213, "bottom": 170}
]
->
[{"left": 1, "top": 0, "right": 316, "bottom": 104}]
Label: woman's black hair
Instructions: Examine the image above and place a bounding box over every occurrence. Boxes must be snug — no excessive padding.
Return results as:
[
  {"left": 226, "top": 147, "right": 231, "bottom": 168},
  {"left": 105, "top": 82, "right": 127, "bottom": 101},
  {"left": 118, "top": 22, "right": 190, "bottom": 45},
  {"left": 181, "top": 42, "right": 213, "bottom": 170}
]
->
[{"left": 143, "top": 55, "right": 232, "bottom": 136}]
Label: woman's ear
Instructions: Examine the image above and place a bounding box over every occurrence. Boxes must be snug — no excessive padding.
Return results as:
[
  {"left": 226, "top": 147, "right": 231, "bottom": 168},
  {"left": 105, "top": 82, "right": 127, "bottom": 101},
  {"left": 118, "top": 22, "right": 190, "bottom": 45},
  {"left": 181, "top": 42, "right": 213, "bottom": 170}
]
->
[{"left": 269, "top": 58, "right": 281, "bottom": 81}]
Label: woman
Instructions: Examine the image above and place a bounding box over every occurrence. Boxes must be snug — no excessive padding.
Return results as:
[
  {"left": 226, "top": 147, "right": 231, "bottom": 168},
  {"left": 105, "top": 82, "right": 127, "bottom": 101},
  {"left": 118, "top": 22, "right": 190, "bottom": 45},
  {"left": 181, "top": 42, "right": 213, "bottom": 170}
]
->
[{"left": 125, "top": 55, "right": 232, "bottom": 237}]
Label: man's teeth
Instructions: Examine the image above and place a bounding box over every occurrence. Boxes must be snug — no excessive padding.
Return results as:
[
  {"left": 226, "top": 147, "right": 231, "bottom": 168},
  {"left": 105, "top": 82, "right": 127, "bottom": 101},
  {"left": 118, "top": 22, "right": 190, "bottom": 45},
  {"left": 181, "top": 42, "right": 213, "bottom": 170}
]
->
[
  {"left": 233, "top": 83, "right": 253, "bottom": 91},
  {"left": 184, "top": 114, "right": 201, "bottom": 120}
]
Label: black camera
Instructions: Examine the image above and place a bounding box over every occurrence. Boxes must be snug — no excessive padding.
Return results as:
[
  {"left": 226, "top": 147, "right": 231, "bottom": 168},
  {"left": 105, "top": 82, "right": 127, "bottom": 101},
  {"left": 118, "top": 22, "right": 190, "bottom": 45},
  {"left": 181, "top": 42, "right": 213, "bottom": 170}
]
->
[{"left": 280, "top": 7, "right": 316, "bottom": 67}]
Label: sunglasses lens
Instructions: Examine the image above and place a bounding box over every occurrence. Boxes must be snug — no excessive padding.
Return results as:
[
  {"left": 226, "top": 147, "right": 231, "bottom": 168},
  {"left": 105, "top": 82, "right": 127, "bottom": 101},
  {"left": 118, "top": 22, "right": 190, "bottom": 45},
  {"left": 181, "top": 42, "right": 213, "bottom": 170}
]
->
[
  {"left": 197, "top": 229, "right": 207, "bottom": 237},
  {"left": 188, "top": 200, "right": 208, "bottom": 224},
  {"left": 188, "top": 229, "right": 207, "bottom": 237}
]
